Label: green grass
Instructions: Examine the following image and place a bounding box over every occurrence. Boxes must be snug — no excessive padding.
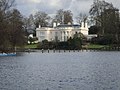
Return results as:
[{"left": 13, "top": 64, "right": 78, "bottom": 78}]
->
[
  {"left": 25, "top": 44, "right": 38, "bottom": 49},
  {"left": 25, "top": 43, "right": 108, "bottom": 49},
  {"left": 87, "top": 44, "right": 106, "bottom": 49}
]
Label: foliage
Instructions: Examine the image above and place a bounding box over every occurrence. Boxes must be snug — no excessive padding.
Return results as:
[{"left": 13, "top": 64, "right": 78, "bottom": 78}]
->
[
  {"left": 89, "top": 0, "right": 120, "bottom": 46},
  {"left": 89, "top": 0, "right": 114, "bottom": 17},
  {"left": 89, "top": 25, "right": 100, "bottom": 34},
  {"left": 28, "top": 37, "right": 38, "bottom": 44},
  {"left": 91, "top": 35, "right": 114, "bottom": 45},
  {"left": 0, "top": 0, "right": 26, "bottom": 52},
  {"left": 8, "top": 9, "right": 26, "bottom": 47},
  {"left": 38, "top": 33, "right": 86, "bottom": 50},
  {"left": 67, "top": 37, "right": 82, "bottom": 50},
  {"left": 41, "top": 39, "right": 49, "bottom": 49},
  {"left": 89, "top": 0, "right": 114, "bottom": 27}
]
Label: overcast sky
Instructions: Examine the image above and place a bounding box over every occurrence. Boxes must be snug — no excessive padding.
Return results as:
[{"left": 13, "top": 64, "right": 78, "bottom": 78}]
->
[{"left": 15, "top": 0, "right": 120, "bottom": 18}]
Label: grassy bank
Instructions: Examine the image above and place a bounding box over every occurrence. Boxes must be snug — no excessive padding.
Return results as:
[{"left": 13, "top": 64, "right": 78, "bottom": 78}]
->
[
  {"left": 87, "top": 44, "right": 106, "bottom": 49},
  {"left": 25, "top": 44, "right": 38, "bottom": 49},
  {"left": 25, "top": 43, "right": 106, "bottom": 49}
]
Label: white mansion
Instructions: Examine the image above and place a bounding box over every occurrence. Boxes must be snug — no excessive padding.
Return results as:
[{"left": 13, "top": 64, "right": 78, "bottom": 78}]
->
[{"left": 36, "top": 22, "right": 89, "bottom": 42}]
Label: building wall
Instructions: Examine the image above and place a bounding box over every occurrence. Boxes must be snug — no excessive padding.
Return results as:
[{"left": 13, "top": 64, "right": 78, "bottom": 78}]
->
[{"left": 36, "top": 22, "right": 89, "bottom": 42}]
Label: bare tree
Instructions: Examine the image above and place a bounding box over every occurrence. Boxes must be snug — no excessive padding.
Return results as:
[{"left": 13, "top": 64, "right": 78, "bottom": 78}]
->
[
  {"left": 0, "top": 0, "right": 15, "bottom": 12},
  {"left": 34, "top": 11, "right": 51, "bottom": 27},
  {"left": 76, "top": 13, "right": 87, "bottom": 24},
  {"left": 54, "top": 9, "right": 73, "bottom": 24},
  {"left": 23, "top": 14, "right": 36, "bottom": 36},
  {"left": 23, "top": 14, "right": 35, "bottom": 29},
  {"left": 54, "top": 9, "right": 64, "bottom": 23},
  {"left": 64, "top": 10, "right": 73, "bottom": 24}
]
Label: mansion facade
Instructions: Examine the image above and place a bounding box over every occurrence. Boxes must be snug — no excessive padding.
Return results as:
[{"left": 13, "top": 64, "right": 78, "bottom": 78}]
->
[{"left": 36, "top": 22, "right": 89, "bottom": 42}]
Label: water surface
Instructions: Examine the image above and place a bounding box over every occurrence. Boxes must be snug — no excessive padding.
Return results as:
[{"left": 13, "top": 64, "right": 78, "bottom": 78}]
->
[{"left": 0, "top": 51, "right": 120, "bottom": 90}]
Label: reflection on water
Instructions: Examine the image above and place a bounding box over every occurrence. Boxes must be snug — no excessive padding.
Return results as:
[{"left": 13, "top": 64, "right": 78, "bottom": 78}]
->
[{"left": 0, "top": 51, "right": 120, "bottom": 90}]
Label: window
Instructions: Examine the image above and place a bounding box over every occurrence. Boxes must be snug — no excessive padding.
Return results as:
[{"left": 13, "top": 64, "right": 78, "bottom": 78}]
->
[
  {"left": 40, "top": 36, "right": 45, "bottom": 40},
  {"left": 55, "top": 32, "right": 58, "bottom": 36},
  {"left": 40, "top": 32, "right": 45, "bottom": 36}
]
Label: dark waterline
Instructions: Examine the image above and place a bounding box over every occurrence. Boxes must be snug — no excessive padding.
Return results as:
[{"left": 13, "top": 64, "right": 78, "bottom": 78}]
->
[{"left": 0, "top": 51, "right": 120, "bottom": 90}]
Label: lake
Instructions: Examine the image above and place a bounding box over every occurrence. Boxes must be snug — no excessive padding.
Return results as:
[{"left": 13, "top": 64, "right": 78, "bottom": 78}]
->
[{"left": 0, "top": 51, "right": 120, "bottom": 90}]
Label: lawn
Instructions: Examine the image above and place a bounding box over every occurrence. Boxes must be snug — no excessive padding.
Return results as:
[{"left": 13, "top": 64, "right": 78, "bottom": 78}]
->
[
  {"left": 25, "top": 44, "right": 38, "bottom": 49},
  {"left": 25, "top": 43, "right": 107, "bottom": 50},
  {"left": 87, "top": 44, "right": 106, "bottom": 49}
]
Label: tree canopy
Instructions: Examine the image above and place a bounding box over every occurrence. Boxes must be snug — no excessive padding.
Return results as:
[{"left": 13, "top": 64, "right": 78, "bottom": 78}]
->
[
  {"left": 34, "top": 11, "right": 51, "bottom": 27},
  {"left": 0, "top": 0, "right": 26, "bottom": 52},
  {"left": 89, "top": 0, "right": 120, "bottom": 45},
  {"left": 54, "top": 9, "right": 73, "bottom": 24}
]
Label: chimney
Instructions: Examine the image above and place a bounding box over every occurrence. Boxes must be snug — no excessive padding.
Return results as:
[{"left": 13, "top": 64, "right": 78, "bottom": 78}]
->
[
  {"left": 85, "top": 22, "right": 88, "bottom": 29},
  {"left": 39, "top": 25, "right": 41, "bottom": 28},
  {"left": 53, "top": 22, "right": 57, "bottom": 28},
  {"left": 81, "top": 22, "right": 84, "bottom": 28}
]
